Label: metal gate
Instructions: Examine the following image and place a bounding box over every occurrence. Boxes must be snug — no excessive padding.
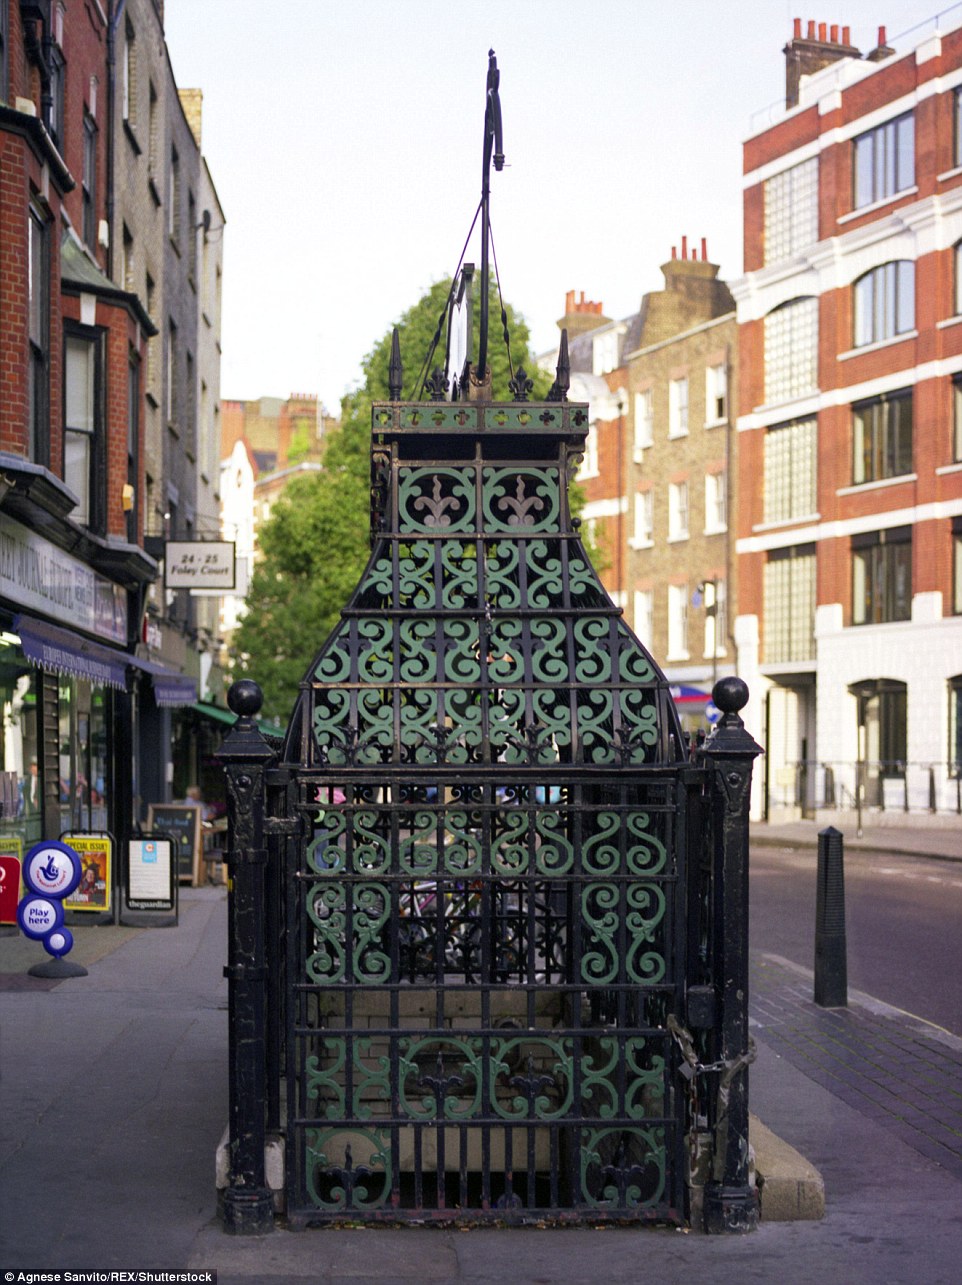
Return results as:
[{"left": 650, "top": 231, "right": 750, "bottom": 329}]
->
[{"left": 218, "top": 375, "right": 762, "bottom": 1234}]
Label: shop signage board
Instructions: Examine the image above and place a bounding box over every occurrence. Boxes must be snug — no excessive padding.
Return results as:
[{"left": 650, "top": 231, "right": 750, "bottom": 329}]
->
[
  {"left": 62, "top": 831, "right": 113, "bottom": 913},
  {"left": 164, "top": 540, "right": 236, "bottom": 591},
  {"left": 146, "top": 805, "right": 203, "bottom": 884},
  {"left": 125, "top": 834, "right": 176, "bottom": 913}
]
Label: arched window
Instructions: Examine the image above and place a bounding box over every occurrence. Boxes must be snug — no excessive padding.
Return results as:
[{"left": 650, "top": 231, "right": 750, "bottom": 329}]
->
[
  {"left": 853, "top": 261, "right": 914, "bottom": 347},
  {"left": 764, "top": 297, "right": 817, "bottom": 404}
]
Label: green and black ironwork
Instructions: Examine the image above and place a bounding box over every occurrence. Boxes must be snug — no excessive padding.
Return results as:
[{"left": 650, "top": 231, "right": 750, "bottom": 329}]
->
[{"left": 219, "top": 48, "right": 762, "bottom": 1234}]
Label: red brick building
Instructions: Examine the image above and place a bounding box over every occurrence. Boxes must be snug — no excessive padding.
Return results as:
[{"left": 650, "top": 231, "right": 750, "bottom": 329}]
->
[{"left": 733, "top": 14, "right": 962, "bottom": 819}]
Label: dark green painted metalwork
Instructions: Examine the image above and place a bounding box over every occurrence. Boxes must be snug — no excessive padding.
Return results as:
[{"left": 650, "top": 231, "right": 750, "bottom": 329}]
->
[{"left": 273, "top": 396, "right": 705, "bottom": 1227}]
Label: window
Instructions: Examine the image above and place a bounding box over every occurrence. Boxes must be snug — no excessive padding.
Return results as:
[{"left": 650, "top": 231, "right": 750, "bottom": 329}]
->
[
  {"left": 148, "top": 82, "right": 159, "bottom": 178},
  {"left": 632, "top": 489, "right": 653, "bottom": 546},
  {"left": 851, "top": 678, "right": 907, "bottom": 802},
  {"left": 668, "top": 481, "right": 689, "bottom": 541},
  {"left": 702, "top": 580, "right": 727, "bottom": 659},
  {"left": 853, "top": 261, "right": 914, "bottom": 347},
  {"left": 47, "top": 45, "right": 65, "bottom": 153},
  {"left": 169, "top": 148, "right": 180, "bottom": 243},
  {"left": 704, "top": 471, "right": 726, "bottom": 533},
  {"left": 669, "top": 377, "right": 688, "bottom": 437},
  {"left": 166, "top": 320, "right": 177, "bottom": 426},
  {"left": 852, "top": 390, "right": 912, "bottom": 484},
  {"left": 706, "top": 363, "right": 727, "bottom": 424},
  {"left": 592, "top": 329, "right": 619, "bottom": 376},
  {"left": 82, "top": 115, "right": 97, "bottom": 249},
  {"left": 957, "top": 89, "right": 962, "bottom": 168},
  {"left": 667, "top": 584, "right": 688, "bottom": 659},
  {"left": 953, "top": 518, "right": 962, "bottom": 615},
  {"left": 852, "top": 527, "right": 911, "bottom": 624},
  {"left": 634, "top": 589, "right": 654, "bottom": 651},
  {"left": 634, "top": 389, "right": 653, "bottom": 454},
  {"left": 121, "top": 224, "right": 134, "bottom": 291},
  {"left": 28, "top": 208, "right": 49, "bottom": 464},
  {"left": 955, "top": 242, "right": 962, "bottom": 317},
  {"left": 188, "top": 190, "right": 197, "bottom": 282},
  {"left": 854, "top": 112, "right": 914, "bottom": 209},
  {"left": 950, "top": 674, "right": 962, "bottom": 776},
  {"left": 122, "top": 19, "right": 135, "bottom": 126},
  {"left": 64, "top": 330, "right": 104, "bottom": 531},
  {"left": 763, "top": 418, "right": 816, "bottom": 523},
  {"left": 764, "top": 157, "right": 818, "bottom": 264},
  {"left": 127, "top": 356, "right": 140, "bottom": 543},
  {"left": 763, "top": 545, "right": 816, "bottom": 663},
  {"left": 764, "top": 298, "right": 817, "bottom": 404},
  {"left": 955, "top": 379, "right": 962, "bottom": 464},
  {"left": 580, "top": 423, "right": 599, "bottom": 478}
]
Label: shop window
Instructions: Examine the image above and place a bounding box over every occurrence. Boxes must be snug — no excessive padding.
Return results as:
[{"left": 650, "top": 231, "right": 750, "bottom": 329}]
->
[
  {"left": 852, "top": 527, "right": 911, "bottom": 625},
  {"left": 950, "top": 675, "right": 962, "bottom": 777},
  {"left": 853, "top": 261, "right": 914, "bottom": 347},
  {"left": 0, "top": 641, "right": 40, "bottom": 846},
  {"left": 58, "top": 678, "right": 109, "bottom": 835},
  {"left": 64, "top": 328, "right": 105, "bottom": 532},
  {"left": 853, "top": 111, "right": 914, "bottom": 208},
  {"left": 763, "top": 544, "right": 815, "bottom": 663},
  {"left": 852, "top": 389, "right": 913, "bottom": 484},
  {"left": 763, "top": 417, "right": 816, "bottom": 523},
  {"left": 764, "top": 156, "right": 818, "bottom": 265},
  {"left": 764, "top": 298, "right": 817, "bottom": 404}
]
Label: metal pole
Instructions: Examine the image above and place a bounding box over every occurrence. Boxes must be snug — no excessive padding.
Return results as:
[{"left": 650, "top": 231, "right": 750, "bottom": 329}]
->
[
  {"left": 699, "top": 676, "right": 762, "bottom": 1234},
  {"left": 216, "top": 679, "right": 275, "bottom": 1235},
  {"left": 814, "top": 826, "right": 847, "bottom": 1008}
]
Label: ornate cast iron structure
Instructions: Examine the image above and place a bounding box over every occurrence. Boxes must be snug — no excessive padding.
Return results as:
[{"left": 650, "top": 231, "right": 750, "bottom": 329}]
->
[{"left": 219, "top": 50, "right": 761, "bottom": 1235}]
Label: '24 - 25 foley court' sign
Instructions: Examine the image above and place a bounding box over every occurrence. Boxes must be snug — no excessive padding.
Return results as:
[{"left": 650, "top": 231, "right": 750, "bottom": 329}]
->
[{"left": 164, "top": 541, "right": 235, "bottom": 590}]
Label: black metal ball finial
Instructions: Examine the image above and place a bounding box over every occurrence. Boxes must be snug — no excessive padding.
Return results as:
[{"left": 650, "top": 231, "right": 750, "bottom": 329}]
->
[
  {"left": 228, "top": 679, "right": 263, "bottom": 718},
  {"left": 712, "top": 676, "right": 749, "bottom": 716}
]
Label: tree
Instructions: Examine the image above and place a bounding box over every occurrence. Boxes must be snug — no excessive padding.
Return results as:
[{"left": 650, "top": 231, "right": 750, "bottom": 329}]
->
[{"left": 233, "top": 279, "right": 569, "bottom": 721}]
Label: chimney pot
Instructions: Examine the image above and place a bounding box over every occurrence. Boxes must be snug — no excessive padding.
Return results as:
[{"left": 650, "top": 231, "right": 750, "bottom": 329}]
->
[
  {"left": 830, "top": 24, "right": 838, "bottom": 42},
  {"left": 794, "top": 17, "right": 802, "bottom": 38},
  {"left": 878, "top": 25, "right": 887, "bottom": 45},
  {"left": 842, "top": 25, "right": 850, "bottom": 44},
  {"left": 818, "top": 22, "right": 827, "bottom": 41},
  {"left": 807, "top": 20, "right": 815, "bottom": 38},
  {"left": 701, "top": 237, "right": 708, "bottom": 261},
  {"left": 681, "top": 235, "right": 688, "bottom": 259},
  {"left": 671, "top": 246, "right": 677, "bottom": 260}
]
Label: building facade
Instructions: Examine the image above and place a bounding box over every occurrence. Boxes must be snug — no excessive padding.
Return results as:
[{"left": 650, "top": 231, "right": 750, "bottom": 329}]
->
[
  {"left": 733, "top": 16, "right": 962, "bottom": 818},
  {"left": 0, "top": 0, "right": 224, "bottom": 887}
]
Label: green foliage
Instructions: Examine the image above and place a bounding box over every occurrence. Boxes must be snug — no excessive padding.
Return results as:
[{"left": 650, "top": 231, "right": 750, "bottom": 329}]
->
[{"left": 232, "top": 278, "right": 559, "bottom": 721}]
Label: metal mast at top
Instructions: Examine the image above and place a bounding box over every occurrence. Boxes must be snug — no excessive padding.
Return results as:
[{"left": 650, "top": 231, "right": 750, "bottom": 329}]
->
[{"left": 477, "top": 49, "right": 504, "bottom": 382}]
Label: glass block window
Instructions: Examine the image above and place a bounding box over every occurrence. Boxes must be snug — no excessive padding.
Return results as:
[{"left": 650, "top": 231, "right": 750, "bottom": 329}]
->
[
  {"left": 763, "top": 418, "right": 817, "bottom": 524},
  {"left": 667, "top": 583, "right": 688, "bottom": 659},
  {"left": 853, "top": 261, "right": 914, "bottom": 347},
  {"left": 764, "top": 297, "right": 818, "bottom": 404},
  {"left": 852, "top": 527, "right": 912, "bottom": 624},
  {"left": 854, "top": 112, "right": 914, "bottom": 209},
  {"left": 763, "top": 545, "right": 815, "bottom": 663},
  {"left": 852, "top": 389, "right": 913, "bottom": 484},
  {"left": 764, "top": 157, "right": 818, "bottom": 265},
  {"left": 634, "top": 388, "right": 653, "bottom": 452}
]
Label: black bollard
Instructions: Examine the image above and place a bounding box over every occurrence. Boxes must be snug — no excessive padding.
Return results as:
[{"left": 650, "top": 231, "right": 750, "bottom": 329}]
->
[{"left": 814, "top": 826, "right": 848, "bottom": 1008}]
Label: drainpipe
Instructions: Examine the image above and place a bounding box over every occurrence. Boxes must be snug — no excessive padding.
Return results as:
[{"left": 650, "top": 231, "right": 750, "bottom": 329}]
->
[{"left": 106, "top": 1, "right": 127, "bottom": 282}]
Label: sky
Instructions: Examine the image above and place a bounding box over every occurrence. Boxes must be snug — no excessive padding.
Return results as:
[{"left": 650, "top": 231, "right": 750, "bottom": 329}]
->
[{"left": 162, "top": 0, "right": 959, "bottom": 414}]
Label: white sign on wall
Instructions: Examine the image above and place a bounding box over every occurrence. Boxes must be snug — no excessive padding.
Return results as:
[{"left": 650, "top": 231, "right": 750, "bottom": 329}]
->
[{"left": 164, "top": 541, "right": 236, "bottom": 590}]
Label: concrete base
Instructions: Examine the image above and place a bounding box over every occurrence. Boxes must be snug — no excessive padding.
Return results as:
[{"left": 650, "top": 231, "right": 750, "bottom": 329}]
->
[
  {"left": 751, "top": 1113, "right": 825, "bottom": 1221},
  {"left": 216, "top": 1126, "right": 285, "bottom": 1215}
]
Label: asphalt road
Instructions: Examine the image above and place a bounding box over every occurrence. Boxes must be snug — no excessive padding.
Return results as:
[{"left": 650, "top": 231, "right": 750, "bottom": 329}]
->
[{"left": 749, "top": 840, "right": 962, "bottom": 1037}]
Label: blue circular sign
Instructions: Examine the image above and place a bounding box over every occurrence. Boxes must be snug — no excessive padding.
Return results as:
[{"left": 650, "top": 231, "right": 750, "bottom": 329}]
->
[
  {"left": 44, "top": 926, "right": 74, "bottom": 958},
  {"left": 22, "top": 841, "right": 82, "bottom": 900},
  {"left": 705, "top": 701, "right": 721, "bottom": 725},
  {"left": 17, "top": 894, "right": 65, "bottom": 941}
]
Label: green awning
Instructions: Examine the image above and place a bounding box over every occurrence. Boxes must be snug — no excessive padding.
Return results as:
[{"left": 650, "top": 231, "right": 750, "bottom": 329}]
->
[{"left": 192, "top": 701, "right": 284, "bottom": 743}]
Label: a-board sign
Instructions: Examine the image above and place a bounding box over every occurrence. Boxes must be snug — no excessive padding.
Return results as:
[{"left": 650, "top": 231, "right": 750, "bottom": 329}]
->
[
  {"left": 62, "top": 831, "right": 113, "bottom": 913},
  {"left": 146, "top": 804, "right": 202, "bottom": 884},
  {"left": 125, "top": 833, "right": 176, "bottom": 912}
]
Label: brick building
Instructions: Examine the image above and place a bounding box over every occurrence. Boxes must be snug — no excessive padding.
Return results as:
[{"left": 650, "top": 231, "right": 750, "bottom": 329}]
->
[
  {"left": 0, "top": 1, "right": 224, "bottom": 883},
  {"left": 732, "top": 14, "right": 962, "bottom": 819}
]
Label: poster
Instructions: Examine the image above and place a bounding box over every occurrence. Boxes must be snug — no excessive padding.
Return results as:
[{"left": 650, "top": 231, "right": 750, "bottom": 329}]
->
[{"left": 62, "top": 831, "right": 113, "bottom": 913}]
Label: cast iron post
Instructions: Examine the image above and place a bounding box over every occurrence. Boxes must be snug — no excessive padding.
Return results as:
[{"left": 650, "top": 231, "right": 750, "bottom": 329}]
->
[
  {"left": 699, "top": 676, "right": 762, "bottom": 1234},
  {"left": 217, "top": 679, "right": 275, "bottom": 1235},
  {"left": 814, "top": 826, "right": 848, "bottom": 1008}
]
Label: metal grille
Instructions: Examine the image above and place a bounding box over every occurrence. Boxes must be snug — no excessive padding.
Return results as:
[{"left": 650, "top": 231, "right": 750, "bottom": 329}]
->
[{"left": 278, "top": 400, "right": 694, "bottom": 1226}]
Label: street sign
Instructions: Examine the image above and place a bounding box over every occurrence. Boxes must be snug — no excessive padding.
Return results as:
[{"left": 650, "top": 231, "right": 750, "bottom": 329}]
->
[{"left": 164, "top": 540, "right": 236, "bottom": 590}]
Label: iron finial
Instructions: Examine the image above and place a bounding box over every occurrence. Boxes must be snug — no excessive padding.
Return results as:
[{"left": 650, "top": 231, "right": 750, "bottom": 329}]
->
[
  {"left": 388, "top": 327, "right": 403, "bottom": 401},
  {"left": 547, "top": 329, "right": 570, "bottom": 403}
]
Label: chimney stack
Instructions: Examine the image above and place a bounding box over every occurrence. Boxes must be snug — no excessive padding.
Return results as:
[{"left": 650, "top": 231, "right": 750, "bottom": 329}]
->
[{"left": 784, "top": 17, "right": 861, "bottom": 109}]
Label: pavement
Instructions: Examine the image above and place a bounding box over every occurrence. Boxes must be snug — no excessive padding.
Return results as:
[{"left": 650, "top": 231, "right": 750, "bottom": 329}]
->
[{"left": 0, "top": 821, "right": 960, "bottom": 1283}]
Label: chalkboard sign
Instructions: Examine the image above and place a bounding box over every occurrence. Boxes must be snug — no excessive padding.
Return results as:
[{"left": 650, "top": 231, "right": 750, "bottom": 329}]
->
[{"left": 146, "top": 805, "right": 203, "bottom": 885}]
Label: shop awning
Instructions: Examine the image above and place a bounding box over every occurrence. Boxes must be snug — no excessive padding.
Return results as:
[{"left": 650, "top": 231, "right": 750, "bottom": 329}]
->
[
  {"left": 192, "top": 700, "right": 285, "bottom": 744},
  {"left": 129, "top": 656, "right": 198, "bottom": 706},
  {"left": 15, "top": 614, "right": 128, "bottom": 690},
  {"left": 669, "top": 684, "right": 711, "bottom": 704}
]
